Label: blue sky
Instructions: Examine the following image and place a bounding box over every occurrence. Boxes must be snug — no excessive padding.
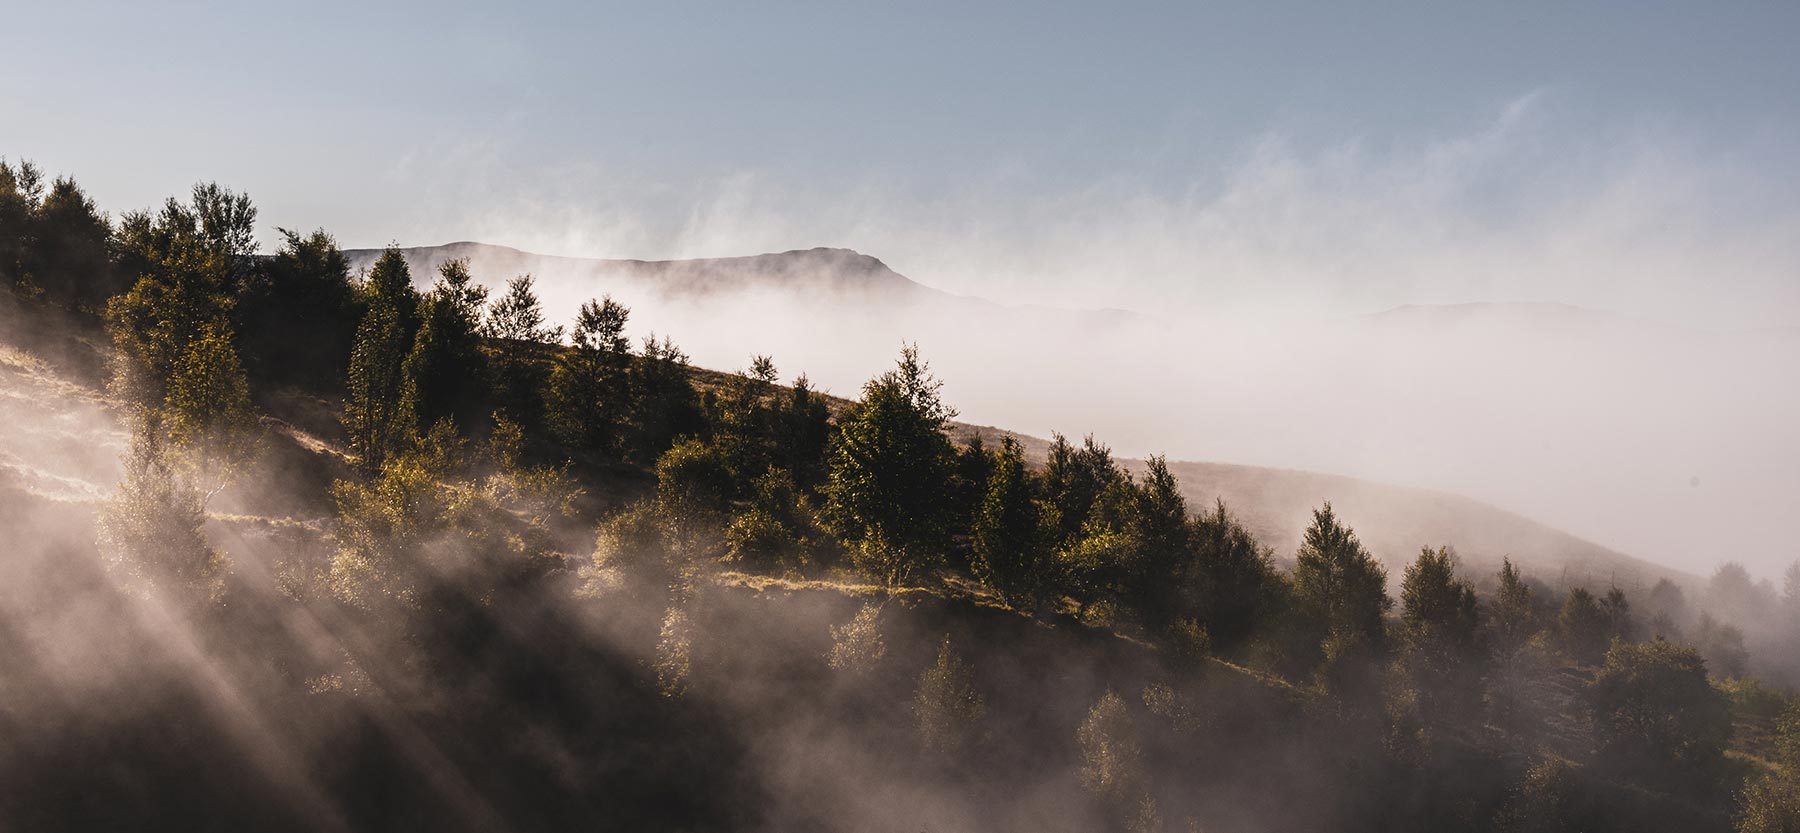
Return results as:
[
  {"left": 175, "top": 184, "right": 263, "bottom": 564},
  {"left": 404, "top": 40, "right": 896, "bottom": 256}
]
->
[{"left": 5, "top": 1, "right": 1799, "bottom": 321}]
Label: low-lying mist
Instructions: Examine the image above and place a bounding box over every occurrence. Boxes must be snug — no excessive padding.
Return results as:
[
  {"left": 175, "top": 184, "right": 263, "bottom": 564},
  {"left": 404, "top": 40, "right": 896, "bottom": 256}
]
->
[
  {"left": 353, "top": 99, "right": 1798, "bottom": 580},
  {"left": 373, "top": 252, "right": 1797, "bottom": 582}
]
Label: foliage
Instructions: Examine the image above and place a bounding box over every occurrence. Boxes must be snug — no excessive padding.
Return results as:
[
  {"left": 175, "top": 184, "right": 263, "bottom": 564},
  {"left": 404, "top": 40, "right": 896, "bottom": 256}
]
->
[
  {"left": 1694, "top": 612, "right": 1751, "bottom": 679},
  {"left": 724, "top": 467, "right": 829, "bottom": 572},
  {"left": 160, "top": 320, "right": 258, "bottom": 484},
  {"left": 26, "top": 174, "right": 119, "bottom": 308},
  {"left": 96, "top": 429, "right": 228, "bottom": 606},
  {"left": 1078, "top": 689, "right": 1157, "bottom": 830},
  {"left": 0, "top": 158, "right": 45, "bottom": 292},
  {"left": 1737, "top": 774, "right": 1800, "bottom": 833},
  {"left": 329, "top": 422, "right": 566, "bottom": 611},
  {"left": 548, "top": 295, "right": 632, "bottom": 456},
  {"left": 105, "top": 184, "right": 255, "bottom": 419},
  {"left": 1587, "top": 638, "right": 1732, "bottom": 783},
  {"left": 827, "top": 602, "right": 887, "bottom": 676},
  {"left": 401, "top": 259, "right": 490, "bottom": 431},
  {"left": 971, "top": 436, "right": 1046, "bottom": 607},
  {"left": 1042, "top": 433, "right": 1124, "bottom": 549},
  {"left": 343, "top": 255, "right": 420, "bottom": 473},
  {"left": 1490, "top": 558, "right": 1538, "bottom": 658},
  {"left": 1496, "top": 758, "right": 1593, "bottom": 833},
  {"left": 484, "top": 274, "right": 562, "bottom": 425},
  {"left": 1399, "top": 546, "right": 1484, "bottom": 717},
  {"left": 626, "top": 334, "right": 703, "bottom": 463},
  {"left": 824, "top": 344, "right": 956, "bottom": 584},
  {"left": 1181, "top": 499, "right": 1281, "bottom": 654},
  {"left": 236, "top": 228, "right": 361, "bottom": 390},
  {"left": 1291, "top": 503, "right": 1391, "bottom": 673},
  {"left": 1559, "top": 587, "right": 1613, "bottom": 665},
  {"left": 915, "top": 637, "right": 985, "bottom": 754}
]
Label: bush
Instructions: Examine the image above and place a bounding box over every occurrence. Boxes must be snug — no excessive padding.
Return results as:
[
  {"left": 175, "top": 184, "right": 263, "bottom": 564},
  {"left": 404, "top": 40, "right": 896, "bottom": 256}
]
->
[
  {"left": 1588, "top": 639, "right": 1732, "bottom": 785},
  {"left": 914, "top": 637, "right": 985, "bottom": 754}
]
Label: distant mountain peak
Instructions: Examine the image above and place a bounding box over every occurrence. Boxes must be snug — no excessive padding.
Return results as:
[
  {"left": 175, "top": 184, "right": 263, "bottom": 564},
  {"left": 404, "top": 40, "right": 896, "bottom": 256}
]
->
[{"left": 344, "top": 242, "right": 929, "bottom": 300}]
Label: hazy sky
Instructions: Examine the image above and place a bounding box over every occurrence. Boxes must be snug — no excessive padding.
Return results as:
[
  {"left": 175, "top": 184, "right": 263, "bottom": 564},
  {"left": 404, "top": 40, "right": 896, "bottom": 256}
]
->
[{"left": 5, "top": 1, "right": 1799, "bottom": 324}]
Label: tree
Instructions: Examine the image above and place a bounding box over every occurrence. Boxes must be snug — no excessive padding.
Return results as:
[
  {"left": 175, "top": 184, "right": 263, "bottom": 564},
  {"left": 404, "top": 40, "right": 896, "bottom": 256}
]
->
[
  {"left": 1497, "top": 757, "right": 1595, "bottom": 833},
  {"left": 29, "top": 175, "right": 118, "bottom": 309},
  {"left": 1077, "top": 690, "right": 1156, "bottom": 831},
  {"left": 1707, "top": 562, "right": 1773, "bottom": 626},
  {"left": 1587, "top": 638, "right": 1731, "bottom": 784},
  {"left": 484, "top": 274, "right": 562, "bottom": 426},
  {"left": 655, "top": 437, "right": 735, "bottom": 535},
  {"left": 1645, "top": 578, "right": 1693, "bottom": 639},
  {"left": 627, "top": 334, "right": 703, "bottom": 463},
  {"left": 1182, "top": 499, "right": 1281, "bottom": 654},
  {"left": 1736, "top": 774, "right": 1800, "bottom": 833},
  {"left": 725, "top": 467, "right": 829, "bottom": 572},
  {"left": 971, "top": 436, "right": 1046, "bottom": 606},
  {"left": 97, "top": 429, "right": 228, "bottom": 607},
  {"left": 343, "top": 249, "right": 421, "bottom": 472},
  {"left": 1559, "top": 587, "right": 1611, "bottom": 665},
  {"left": 236, "top": 228, "right": 361, "bottom": 391},
  {"left": 0, "top": 159, "right": 44, "bottom": 291},
  {"left": 161, "top": 320, "right": 258, "bottom": 487},
  {"left": 548, "top": 295, "right": 631, "bottom": 456},
  {"left": 106, "top": 183, "right": 257, "bottom": 420},
  {"left": 1737, "top": 701, "right": 1800, "bottom": 833},
  {"left": 1126, "top": 455, "right": 1191, "bottom": 629},
  {"left": 1491, "top": 558, "right": 1538, "bottom": 657},
  {"left": 914, "top": 637, "right": 985, "bottom": 754},
  {"left": 1290, "top": 503, "right": 1391, "bottom": 669},
  {"left": 1600, "top": 586, "right": 1637, "bottom": 644},
  {"left": 1692, "top": 613, "right": 1749, "bottom": 679},
  {"left": 330, "top": 422, "right": 567, "bottom": 613},
  {"left": 401, "top": 259, "right": 489, "bottom": 431},
  {"left": 1399, "top": 546, "right": 1484, "bottom": 717},
  {"left": 772, "top": 374, "right": 832, "bottom": 492},
  {"left": 824, "top": 344, "right": 957, "bottom": 584},
  {"left": 1042, "top": 433, "right": 1124, "bottom": 548}
]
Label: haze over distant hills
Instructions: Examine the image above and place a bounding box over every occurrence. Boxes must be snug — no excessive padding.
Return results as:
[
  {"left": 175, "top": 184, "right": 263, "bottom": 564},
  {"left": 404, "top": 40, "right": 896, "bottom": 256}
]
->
[
  {"left": 345, "top": 242, "right": 1139, "bottom": 325},
  {"left": 350, "top": 243, "right": 935, "bottom": 301},
  {"left": 343, "top": 241, "right": 1799, "bottom": 578}
]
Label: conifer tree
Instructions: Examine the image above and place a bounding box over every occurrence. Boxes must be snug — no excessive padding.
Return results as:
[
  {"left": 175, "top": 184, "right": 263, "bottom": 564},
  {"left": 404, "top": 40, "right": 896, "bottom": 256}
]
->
[
  {"left": 0, "top": 159, "right": 44, "bottom": 291},
  {"left": 401, "top": 259, "right": 489, "bottom": 431},
  {"left": 628, "top": 334, "right": 703, "bottom": 463},
  {"left": 1491, "top": 557, "right": 1538, "bottom": 656},
  {"left": 825, "top": 344, "right": 957, "bottom": 584},
  {"left": 484, "top": 274, "right": 561, "bottom": 426},
  {"left": 972, "top": 436, "right": 1045, "bottom": 606},
  {"left": 236, "top": 228, "right": 361, "bottom": 390},
  {"left": 548, "top": 294, "right": 631, "bottom": 455},
  {"left": 1042, "top": 433, "right": 1124, "bottom": 548},
  {"left": 1559, "top": 587, "right": 1611, "bottom": 664},
  {"left": 29, "top": 175, "right": 117, "bottom": 309},
  {"left": 1399, "top": 546, "right": 1483, "bottom": 716},
  {"left": 1291, "top": 503, "right": 1392, "bottom": 661},
  {"left": 772, "top": 373, "right": 832, "bottom": 491},
  {"left": 1182, "top": 499, "right": 1280, "bottom": 653},
  {"left": 343, "top": 248, "right": 420, "bottom": 472}
]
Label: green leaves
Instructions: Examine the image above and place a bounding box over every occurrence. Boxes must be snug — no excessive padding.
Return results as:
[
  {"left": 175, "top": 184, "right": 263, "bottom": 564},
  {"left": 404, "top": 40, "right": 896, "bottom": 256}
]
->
[{"left": 824, "top": 345, "right": 956, "bottom": 584}]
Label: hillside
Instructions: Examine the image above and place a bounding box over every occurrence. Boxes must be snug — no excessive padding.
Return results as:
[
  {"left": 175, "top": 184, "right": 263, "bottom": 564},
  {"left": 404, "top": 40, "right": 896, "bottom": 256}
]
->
[
  {"left": 0, "top": 284, "right": 1676, "bottom": 595},
  {"left": 0, "top": 265, "right": 1782, "bottom": 832},
  {"left": 345, "top": 243, "right": 940, "bottom": 302}
]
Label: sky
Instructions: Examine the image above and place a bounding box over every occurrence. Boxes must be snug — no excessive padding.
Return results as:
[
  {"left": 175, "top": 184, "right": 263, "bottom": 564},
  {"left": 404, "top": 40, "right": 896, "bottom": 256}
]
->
[{"left": 4, "top": 1, "right": 1800, "bottom": 574}]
